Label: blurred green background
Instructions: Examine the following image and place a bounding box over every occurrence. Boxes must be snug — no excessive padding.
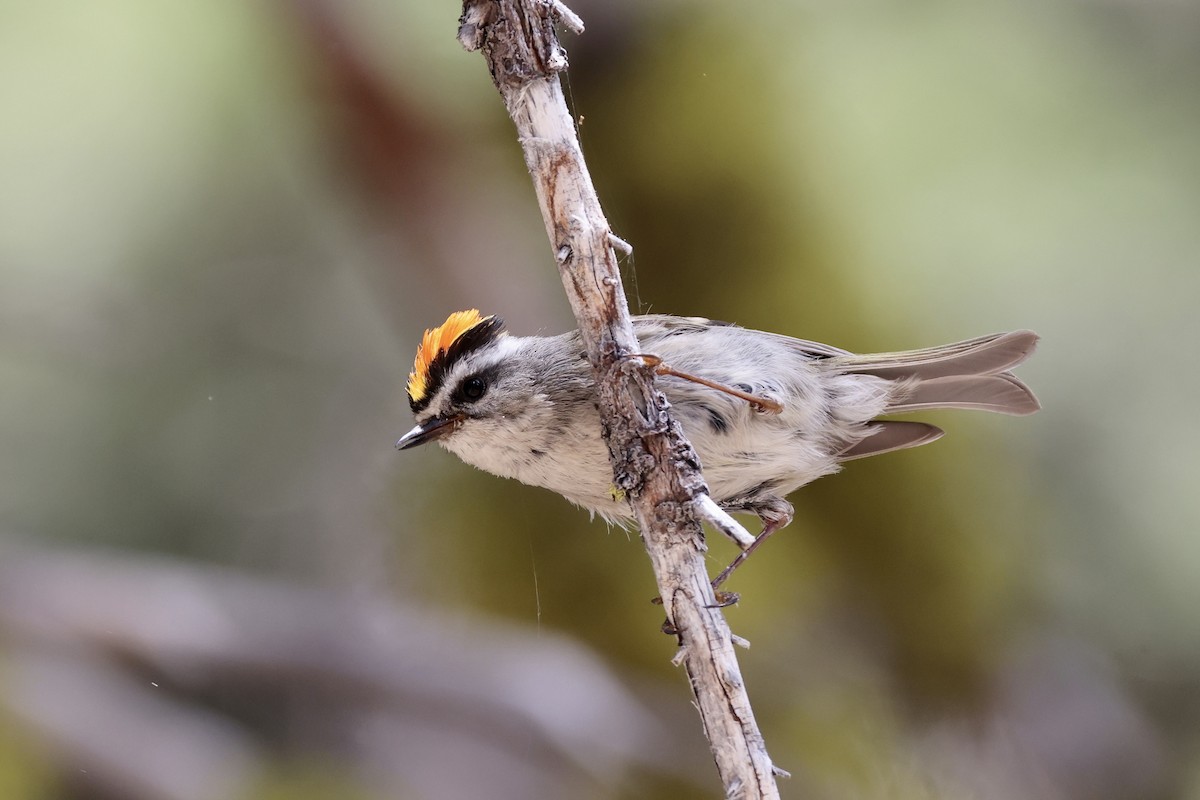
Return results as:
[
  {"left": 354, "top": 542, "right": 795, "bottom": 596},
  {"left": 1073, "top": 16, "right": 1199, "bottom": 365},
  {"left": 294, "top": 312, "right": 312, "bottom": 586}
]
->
[{"left": 2, "top": 1, "right": 1198, "bottom": 798}]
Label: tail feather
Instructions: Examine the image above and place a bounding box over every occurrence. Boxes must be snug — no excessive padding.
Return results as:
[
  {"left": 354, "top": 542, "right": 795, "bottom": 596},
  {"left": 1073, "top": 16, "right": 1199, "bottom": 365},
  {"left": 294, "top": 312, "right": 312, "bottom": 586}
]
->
[
  {"left": 838, "top": 421, "right": 945, "bottom": 461},
  {"left": 824, "top": 330, "right": 1040, "bottom": 417},
  {"left": 888, "top": 373, "right": 1041, "bottom": 416},
  {"left": 827, "top": 330, "right": 1039, "bottom": 381}
]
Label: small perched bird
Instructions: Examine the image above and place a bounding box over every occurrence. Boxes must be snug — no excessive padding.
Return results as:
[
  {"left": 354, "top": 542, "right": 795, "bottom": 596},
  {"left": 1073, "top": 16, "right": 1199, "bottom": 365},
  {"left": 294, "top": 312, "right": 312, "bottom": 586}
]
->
[{"left": 397, "top": 310, "right": 1039, "bottom": 584}]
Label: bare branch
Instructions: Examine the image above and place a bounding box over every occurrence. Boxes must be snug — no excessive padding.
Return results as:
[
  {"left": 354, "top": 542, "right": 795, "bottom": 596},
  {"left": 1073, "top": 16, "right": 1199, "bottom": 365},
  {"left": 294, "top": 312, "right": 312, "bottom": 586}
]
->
[{"left": 458, "top": 1, "right": 782, "bottom": 795}]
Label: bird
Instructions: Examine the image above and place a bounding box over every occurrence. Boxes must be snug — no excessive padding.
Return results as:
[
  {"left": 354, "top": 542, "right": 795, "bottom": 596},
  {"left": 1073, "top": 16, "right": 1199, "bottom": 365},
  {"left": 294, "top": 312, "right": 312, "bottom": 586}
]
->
[{"left": 396, "top": 310, "right": 1039, "bottom": 585}]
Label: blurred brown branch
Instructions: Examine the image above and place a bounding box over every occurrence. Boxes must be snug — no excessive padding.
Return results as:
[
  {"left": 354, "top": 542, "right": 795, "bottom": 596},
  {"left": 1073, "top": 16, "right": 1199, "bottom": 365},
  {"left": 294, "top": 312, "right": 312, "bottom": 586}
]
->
[{"left": 0, "top": 546, "right": 700, "bottom": 800}]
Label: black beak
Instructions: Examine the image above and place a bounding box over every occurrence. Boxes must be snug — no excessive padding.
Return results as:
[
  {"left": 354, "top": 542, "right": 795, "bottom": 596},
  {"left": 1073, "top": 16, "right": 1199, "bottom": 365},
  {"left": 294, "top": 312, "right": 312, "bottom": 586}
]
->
[{"left": 395, "top": 416, "right": 460, "bottom": 450}]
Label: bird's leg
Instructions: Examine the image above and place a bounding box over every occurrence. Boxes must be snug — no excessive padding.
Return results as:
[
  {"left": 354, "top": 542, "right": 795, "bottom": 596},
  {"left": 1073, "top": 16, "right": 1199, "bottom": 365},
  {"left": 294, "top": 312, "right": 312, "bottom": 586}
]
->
[
  {"left": 653, "top": 496, "right": 755, "bottom": 619},
  {"left": 653, "top": 496, "right": 793, "bottom": 613},
  {"left": 631, "top": 354, "right": 783, "bottom": 414},
  {"left": 710, "top": 497, "right": 795, "bottom": 593}
]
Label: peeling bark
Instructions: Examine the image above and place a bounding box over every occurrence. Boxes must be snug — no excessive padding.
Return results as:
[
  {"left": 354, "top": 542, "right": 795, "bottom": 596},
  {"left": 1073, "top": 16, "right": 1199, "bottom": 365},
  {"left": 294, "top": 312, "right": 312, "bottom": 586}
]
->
[{"left": 458, "top": 2, "right": 783, "bottom": 796}]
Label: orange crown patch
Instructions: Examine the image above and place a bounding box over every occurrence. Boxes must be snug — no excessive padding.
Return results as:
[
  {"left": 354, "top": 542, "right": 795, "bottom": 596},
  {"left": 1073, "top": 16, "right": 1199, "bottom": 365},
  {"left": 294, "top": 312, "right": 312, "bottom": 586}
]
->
[{"left": 407, "top": 310, "right": 498, "bottom": 405}]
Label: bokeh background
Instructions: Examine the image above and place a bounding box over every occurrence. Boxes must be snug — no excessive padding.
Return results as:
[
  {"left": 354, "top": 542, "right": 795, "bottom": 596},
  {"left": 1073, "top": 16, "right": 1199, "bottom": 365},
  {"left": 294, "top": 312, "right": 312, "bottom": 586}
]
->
[{"left": 2, "top": 1, "right": 1198, "bottom": 798}]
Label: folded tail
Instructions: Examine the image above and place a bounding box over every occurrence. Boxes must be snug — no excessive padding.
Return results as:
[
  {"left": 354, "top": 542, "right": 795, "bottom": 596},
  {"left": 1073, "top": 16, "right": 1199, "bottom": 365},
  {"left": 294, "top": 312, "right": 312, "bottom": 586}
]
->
[{"left": 830, "top": 330, "right": 1039, "bottom": 461}]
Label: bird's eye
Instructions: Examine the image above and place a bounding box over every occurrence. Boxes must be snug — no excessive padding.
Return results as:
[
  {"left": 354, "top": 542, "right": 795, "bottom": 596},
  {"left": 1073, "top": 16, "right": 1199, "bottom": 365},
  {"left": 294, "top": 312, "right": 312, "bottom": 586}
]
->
[{"left": 460, "top": 375, "right": 487, "bottom": 402}]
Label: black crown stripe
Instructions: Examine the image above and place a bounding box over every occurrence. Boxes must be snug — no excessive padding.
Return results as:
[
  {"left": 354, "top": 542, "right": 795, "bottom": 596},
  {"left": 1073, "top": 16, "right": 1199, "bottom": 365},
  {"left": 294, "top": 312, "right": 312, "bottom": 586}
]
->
[{"left": 410, "top": 316, "right": 506, "bottom": 413}]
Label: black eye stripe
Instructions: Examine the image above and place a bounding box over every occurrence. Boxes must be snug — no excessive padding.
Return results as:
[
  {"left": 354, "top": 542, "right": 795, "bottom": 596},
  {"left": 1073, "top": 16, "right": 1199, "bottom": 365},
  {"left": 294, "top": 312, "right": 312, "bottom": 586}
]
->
[{"left": 410, "top": 317, "right": 506, "bottom": 413}]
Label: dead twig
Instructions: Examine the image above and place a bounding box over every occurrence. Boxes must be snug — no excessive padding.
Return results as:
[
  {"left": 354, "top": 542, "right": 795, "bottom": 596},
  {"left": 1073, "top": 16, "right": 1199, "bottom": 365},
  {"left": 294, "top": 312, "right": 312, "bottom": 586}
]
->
[{"left": 457, "top": 1, "right": 782, "bottom": 795}]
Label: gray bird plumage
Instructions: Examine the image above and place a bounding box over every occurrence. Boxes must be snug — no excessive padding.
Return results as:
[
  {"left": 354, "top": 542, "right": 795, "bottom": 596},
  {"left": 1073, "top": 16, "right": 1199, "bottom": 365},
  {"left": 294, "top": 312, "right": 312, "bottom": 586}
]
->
[{"left": 397, "top": 314, "right": 1039, "bottom": 533}]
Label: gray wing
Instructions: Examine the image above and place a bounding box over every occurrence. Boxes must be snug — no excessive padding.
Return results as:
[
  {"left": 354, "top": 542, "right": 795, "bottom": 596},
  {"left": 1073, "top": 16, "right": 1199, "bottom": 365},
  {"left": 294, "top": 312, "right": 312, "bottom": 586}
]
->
[{"left": 632, "top": 315, "right": 851, "bottom": 359}]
